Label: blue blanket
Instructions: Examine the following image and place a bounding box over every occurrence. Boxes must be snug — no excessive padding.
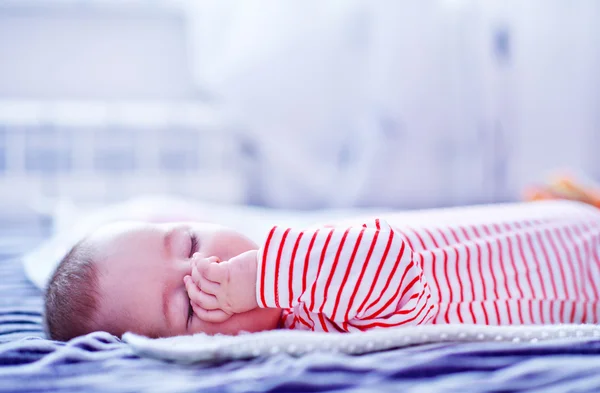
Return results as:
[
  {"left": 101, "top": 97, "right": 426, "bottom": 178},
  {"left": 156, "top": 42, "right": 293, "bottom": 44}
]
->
[{"left": 2, "top": 215, "right": 600, "bottom": 392}]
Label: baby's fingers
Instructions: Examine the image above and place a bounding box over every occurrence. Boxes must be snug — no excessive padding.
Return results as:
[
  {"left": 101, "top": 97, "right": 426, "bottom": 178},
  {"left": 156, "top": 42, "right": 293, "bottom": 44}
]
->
[
  {"left": 191, "top": 267, "right": 221, "bottom": 295},
  {"left": 203, "top": 261, "right": 229, "bottom": 284},
  {"left": 191, "top": 303, "right": 232, "bottom": 323},
  {"left": 195, "top": 257, "right": 229, "bottom": 284},
  {"left": 184, "top": 276, "right": 220, "bottom": 310}
]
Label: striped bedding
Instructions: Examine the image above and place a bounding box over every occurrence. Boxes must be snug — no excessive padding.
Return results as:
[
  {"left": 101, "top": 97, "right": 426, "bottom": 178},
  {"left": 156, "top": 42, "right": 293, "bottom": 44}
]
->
[{"left": 2, "top": 213, "right": 600, "bottom": 393}]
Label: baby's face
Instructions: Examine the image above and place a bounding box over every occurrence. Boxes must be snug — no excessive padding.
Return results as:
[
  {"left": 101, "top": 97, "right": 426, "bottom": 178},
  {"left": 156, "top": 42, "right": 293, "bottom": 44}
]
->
[{"left": 87, "top": 221, "right": 281, "bottom": 338}]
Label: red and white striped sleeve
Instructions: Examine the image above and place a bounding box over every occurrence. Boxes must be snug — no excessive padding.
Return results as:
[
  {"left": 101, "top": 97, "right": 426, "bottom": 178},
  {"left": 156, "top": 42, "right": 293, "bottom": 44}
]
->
[{"left": 255, "top": 219, "right": 435, "bottom": 330}]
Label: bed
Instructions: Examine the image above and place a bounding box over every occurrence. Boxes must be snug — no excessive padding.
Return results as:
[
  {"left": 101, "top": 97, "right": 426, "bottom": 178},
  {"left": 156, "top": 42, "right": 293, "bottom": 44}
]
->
[{"left": 2, "top": 210, "right": 600, "bottom": 392}]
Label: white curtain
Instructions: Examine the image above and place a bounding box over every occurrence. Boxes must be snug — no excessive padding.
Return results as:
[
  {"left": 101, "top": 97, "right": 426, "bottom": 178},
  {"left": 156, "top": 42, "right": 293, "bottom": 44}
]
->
[{"left": 184, "top": 0, "right": 600, "bottom": 209}]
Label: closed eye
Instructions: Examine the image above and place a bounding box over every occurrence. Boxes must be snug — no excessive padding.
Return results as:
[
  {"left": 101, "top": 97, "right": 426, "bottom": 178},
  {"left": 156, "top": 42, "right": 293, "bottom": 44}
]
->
[{"left": 189, "top": 233, "right": 199, "bottom": 258}]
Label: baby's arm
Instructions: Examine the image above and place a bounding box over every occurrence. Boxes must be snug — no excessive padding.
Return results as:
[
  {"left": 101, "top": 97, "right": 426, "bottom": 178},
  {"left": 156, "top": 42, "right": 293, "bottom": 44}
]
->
[
  {"left": 256, "top": 219, "right": 433, "bottom": 329},
  {"left": 188, "top": 219, "right": 434, "bottom": 330}
]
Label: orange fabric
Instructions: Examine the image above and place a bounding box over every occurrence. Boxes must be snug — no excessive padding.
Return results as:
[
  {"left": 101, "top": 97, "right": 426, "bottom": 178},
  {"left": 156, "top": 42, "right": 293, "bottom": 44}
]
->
[{"left": 524, "top": 173, "right": 600, "bottom": 209}]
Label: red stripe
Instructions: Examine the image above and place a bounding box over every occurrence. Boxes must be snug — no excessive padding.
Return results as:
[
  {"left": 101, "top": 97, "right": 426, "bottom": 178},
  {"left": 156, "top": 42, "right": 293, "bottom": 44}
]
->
[
  {"left": 465, "top": 245, "right": 477, "bottom": 323},
  {"left": 459, "top": 226, "right": 471, "bottom": 241},
  {"left": 403, "top": 232, "right": 416, "bottom": 251},
  {"left": 486, "top": 241, "right": 502, "bottom": 324},
  {"left": 453, "top": 247, "right": 465, "bottom": 323},
  {"left": 574, "top": 224, "right": 600, "bottom": 322},
  {"left": 513, "top": 221, "right": 523, "bottom": 230},
  {"left": 505, "top": 232, "right": 525, "bottom": 324},
  {"left": 319, "top": 229, "right": 351, "bottom": 314},
  {"left": 400, "top": 276, "right": 421, "bottom": 301},
  {"left": 496, "top": 238, "right": 512, "bottom": 324},
  {"left": 503, "top": 222, "right": 525, "bottom": 324},
  {"left": 564, "top": 225, "right": 588, "bottom": 322},
  {"left": 579, "top": 223, "right": 600, "bottom": 322},
  {"left": 416, "top": 304, "right": 435, "bottom": 325},
  {"left": 363, "top": 242, "right": 407, "bottom": 316},
  {"left": 445, "top": 227, "right": 465, "bottom": 323},
  {"left": 352, "top": 227, "right": 384, "bottom": 321},
  {"left": 545, "top": 228, "right": 570, "bottom": 322},
  {"left": 448, "top": 226, "right": 461, "bottom": 243},
  {"left": 504, "top": 300, "right": 513, "bottom": 325},
  {"left": 591, "top": 242, "right": 600, "bottom": 323},
  {"left": 481, "top": 224, "right": 492, "bottom": 237},
  {"left": 528, "top": 299, "right": 537, "bottom": 324},
  {"left": 273, "top": 228, "right": 291, "bottom": 308},
  {"left": 533, "top": 230, "right": 559, "bottom": 324},
  {"left": 412, "top": 229, "right": 428, "bottom": 250},
  {"left": 437, "top": 228, "right": 451, "bottom": 245},
  {"left": 288, "top": 232, "right": 304, "bottom": 306},
  {"left": 554, "top": 226, "right": 580, "bottom": 323},
  {"left": 295, "top": 316, "right": 312, "bottom": 329},
  {"left": 471, "top": 226, "right": 490, "bottom": 325},
  {"left": 318, "top": 313, "right": 330, "bottom": 332},
  {"left": 429, "top": 250, "right": 442, "bottom": 307},
  {"left": 327, "top": 228, "right": 358, "bottom": 319},
  {"left": 590, "top": 228, "right": 600, "bottom": 323},
  {"left": 441, "top": 249, "right": 453, "bottom": 323},
  {"left": 363, "top": 259, "right": 415, "bottom": 320},
  {"left": 330, "top": 320, "right": 346, "bottom": 333},
  {"left": 456, "top": 226, "right": 477, "bottom": 323},
  {"left": 302, "top": 303, "right": 315, "bottom": 329},
  {"left": 474, "top": 241, "right": 490, "bottom": 324},
  {"left": 302, "top": 230, "right": 320, "bottom": 295},
  {"left": 309, "top": 229, "right": 334, "bottom": 312},
  {"left": 394, "top": 290, "right": 427, "bottom": 317},
  {"left": 423, "top": 228, "right": 440, "bottom": 248},
  {"left": 354, "top": 231, "right": 396, "bottom": 320},
  {"left": 470, "top": 225, "right": 496, "bottom": 324},
  {"left": 515, "top": 232, "right": 537, "bottom": 323},
  {"left": 422, "top": 229, "right": 445, "bottom": 316},
  {"left": 365, "top": 277, "right": 431, "bottom": 320},
  {"left": 428, "top": 228, "right": 462, "bottom": 323},
  {"left": 297, "top": 316, "right": 312, "bottom": 330},
  {"left": 471, "top": 225, "right": 483, "bottom": 238},
  {"left": 358, "top": 294, "right": 431, "bottom": 329},
  {"left": 524, "top": 230, "right": 547, "bottom": 323},
  {"left": 260, "top": 227, "right": 277, "bottom": 308},
  {"left": 354, "top": 230, "right": 393, "bottom": 317}
]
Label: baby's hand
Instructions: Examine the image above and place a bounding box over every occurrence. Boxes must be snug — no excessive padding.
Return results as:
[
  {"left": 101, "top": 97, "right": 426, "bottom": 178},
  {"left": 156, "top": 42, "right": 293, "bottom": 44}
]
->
[{"left": 184, "top": 251, "right": 259, "bottom": 323}]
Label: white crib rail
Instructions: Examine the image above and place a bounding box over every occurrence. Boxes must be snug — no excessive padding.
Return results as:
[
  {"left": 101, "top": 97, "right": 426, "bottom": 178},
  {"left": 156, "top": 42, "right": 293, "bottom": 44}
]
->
[{"left": 0, "top": 100, "right": 247, "bottom": 206}]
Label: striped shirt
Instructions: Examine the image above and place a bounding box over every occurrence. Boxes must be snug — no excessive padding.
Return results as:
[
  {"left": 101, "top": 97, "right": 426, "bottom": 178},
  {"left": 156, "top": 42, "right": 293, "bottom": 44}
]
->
[{"left": 256, "top": 201, "right": 600, "bottom": 332}]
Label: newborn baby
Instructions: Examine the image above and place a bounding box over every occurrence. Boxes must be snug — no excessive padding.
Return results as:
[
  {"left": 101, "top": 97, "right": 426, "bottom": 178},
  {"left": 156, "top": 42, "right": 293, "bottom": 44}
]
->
[{"left": 44, "top": 200, "right": 600, "bottom": 341}]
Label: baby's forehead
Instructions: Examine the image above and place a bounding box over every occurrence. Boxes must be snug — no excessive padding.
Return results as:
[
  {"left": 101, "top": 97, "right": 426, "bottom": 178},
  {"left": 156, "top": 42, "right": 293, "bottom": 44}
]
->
[
  {"left": 85, "top": 222, "right": 161, "bottom": 262},
  {"left": 88, "top": 221, "right": 159, "bottom": 246},
  {"left": 93, "top": 221, "right": 156, "bottom": 238}
]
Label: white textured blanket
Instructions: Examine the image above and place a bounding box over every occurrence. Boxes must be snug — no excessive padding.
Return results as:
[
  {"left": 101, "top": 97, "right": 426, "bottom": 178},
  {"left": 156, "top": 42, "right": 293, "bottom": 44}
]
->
[{"left": 124, "top": 324, "right": 600, "bottom": 363}]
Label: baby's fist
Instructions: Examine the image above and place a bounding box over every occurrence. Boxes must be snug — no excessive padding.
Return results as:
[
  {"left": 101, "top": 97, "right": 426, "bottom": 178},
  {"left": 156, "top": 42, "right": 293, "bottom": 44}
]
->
[{"left": 186, "top": 251, "right": 259, "bottom": 323}]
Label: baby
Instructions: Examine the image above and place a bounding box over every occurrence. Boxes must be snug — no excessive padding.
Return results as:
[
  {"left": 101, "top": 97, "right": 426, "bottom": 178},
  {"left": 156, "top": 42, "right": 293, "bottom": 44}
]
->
[{"left": 44, "top": 200, "right": 600, "bottom": 341}]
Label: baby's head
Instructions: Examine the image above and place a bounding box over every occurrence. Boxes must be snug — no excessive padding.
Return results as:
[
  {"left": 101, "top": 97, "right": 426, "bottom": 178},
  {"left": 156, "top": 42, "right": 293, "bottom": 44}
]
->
[{"left": 44, "top": 221, "right": 281, "bottom": 341}]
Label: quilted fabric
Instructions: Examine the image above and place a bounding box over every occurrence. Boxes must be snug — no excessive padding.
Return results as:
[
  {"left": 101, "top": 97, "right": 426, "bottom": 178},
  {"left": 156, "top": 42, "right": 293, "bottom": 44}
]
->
[{"left": 124, "top": 324, "right": 600, "bottom": 363}]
